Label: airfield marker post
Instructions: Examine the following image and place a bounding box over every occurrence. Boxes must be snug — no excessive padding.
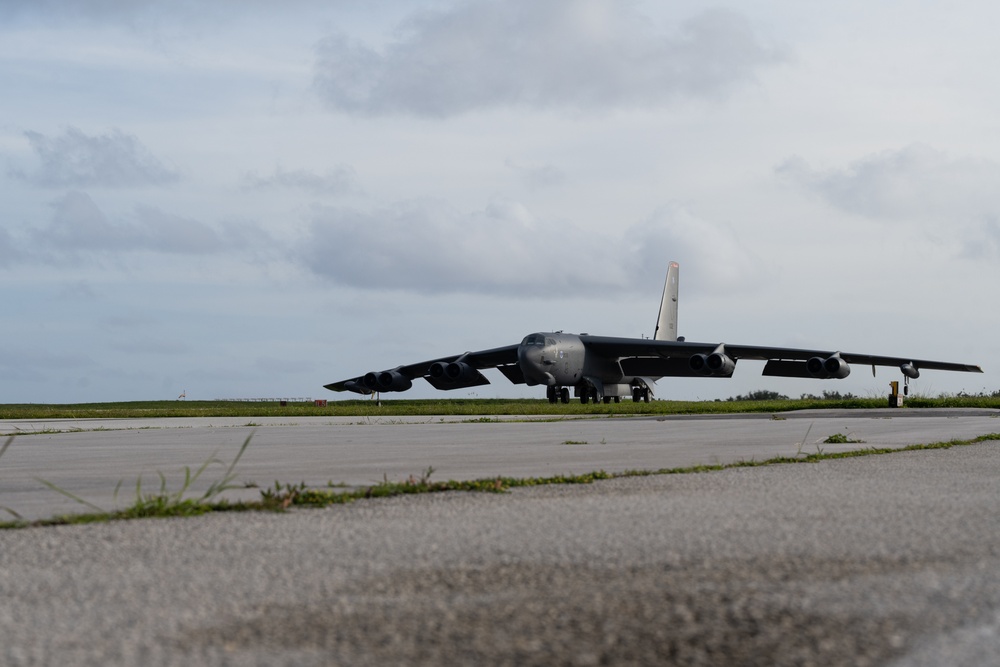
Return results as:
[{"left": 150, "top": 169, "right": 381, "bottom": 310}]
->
[{"left": 888, "top": 381, "right": 903, "bottom": 407}]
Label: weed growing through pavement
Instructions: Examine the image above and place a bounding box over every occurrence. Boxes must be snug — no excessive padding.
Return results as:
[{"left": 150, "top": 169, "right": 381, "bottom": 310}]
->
[
  {"left": 823, "top": 432, "right": 865, "bottom": 444},
  {"left": 4, "top": 432, "right": 255, "bottom": 525},
  {"left": 795, "top": 423, "right": 815, "bottom": 457},
  {"left": 0, "top": 436, "right": 22, "bottom": 521}
]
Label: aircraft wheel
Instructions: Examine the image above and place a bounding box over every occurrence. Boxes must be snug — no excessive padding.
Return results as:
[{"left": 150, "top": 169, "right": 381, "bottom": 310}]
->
[
  {"left": 560, "top": 387, "right": 570, "bottom": 403},
  {"left": 580, "top": 389, "right": 589, "bottom": 404},
  {"left": 547, "top": 386, "right": 556, "bottom": 404},
  {"left": 614, "top": 396, "right": 621, "bottom": 403},
  {"left": 602, "top": 396, "right": 612, "bottom": 404},
  {"left": 632, "top": 387, "right": 641, "bottom": 402},
  {"left": 643, "top": 388, "right": 651, "bottom": 403}
]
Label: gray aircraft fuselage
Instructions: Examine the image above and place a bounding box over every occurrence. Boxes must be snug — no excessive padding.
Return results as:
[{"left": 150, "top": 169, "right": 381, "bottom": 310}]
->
[
  {"left": 518, "top": 332, "right": 650, "bottom": 402},
  {"left": 519, "top": 332, "right": 619, "bottom": 387}
]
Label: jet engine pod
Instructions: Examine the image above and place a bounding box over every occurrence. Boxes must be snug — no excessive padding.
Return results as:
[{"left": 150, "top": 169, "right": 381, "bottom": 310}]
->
[
  {"left": 342, "top": 380, "right": 373, "bottom": 395},
  {"left": 445, "top": 361, "right": 476, "bottom": 382},
  {"left": 689, "top": 352, "right": 735, "bottom": 376},
  {"left": 364, "top": 370, "right": 412, "bottom": 392},
  {"left": 806, "top": 355, "right": 851, "bottom": 379},
  {"left": 428, "top": 360, "right": 478, "bottom": 384},
  {"left": 706, "top": 352, "right": 736, "bottom": 376},
  {"left": 689, "top": 353, "right": 710, "bottom": 375},
  {"left": 425, "top": 360, "right": 491, "bottom": 391}
]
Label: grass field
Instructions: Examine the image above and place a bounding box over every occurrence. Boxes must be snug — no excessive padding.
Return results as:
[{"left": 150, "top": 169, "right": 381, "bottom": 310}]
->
[{"left": 1, "top": 394, "right": 998, "bottom": 420}]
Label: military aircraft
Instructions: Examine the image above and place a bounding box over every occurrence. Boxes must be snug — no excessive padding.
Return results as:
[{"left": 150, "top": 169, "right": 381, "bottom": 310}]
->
[{"left": 324, "top": 262, "right": 982, "bottom": 404}]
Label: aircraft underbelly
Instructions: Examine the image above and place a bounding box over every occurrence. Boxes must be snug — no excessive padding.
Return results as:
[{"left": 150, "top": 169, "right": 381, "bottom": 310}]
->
[
  {"left": 550, "top": 339, "right": 624, "bottom": 386},
  {"left": 583, "top": 352, "right": 623, "bottom": 383}
]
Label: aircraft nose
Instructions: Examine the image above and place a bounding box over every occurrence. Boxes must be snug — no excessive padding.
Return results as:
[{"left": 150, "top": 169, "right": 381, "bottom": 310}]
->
[
  {"left": 517, "top": 344, "right": 536, "bottom": 366},
  {"left": 517, "top": 344, "right": 547, "bottom": 383}
]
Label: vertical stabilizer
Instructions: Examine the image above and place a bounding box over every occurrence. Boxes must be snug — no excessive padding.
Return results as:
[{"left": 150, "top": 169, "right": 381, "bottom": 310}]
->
[{"left": 654, "top": 261, "right": 679, "bottom": 341}]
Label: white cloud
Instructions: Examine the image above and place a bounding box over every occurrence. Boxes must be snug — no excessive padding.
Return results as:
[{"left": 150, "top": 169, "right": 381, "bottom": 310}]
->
[
  {"left": 776, "top": 144, "right": 1000, "bottom": 223},
  {"left": 296, "top": 197, "right": 759, "bottom": 297},
  {"left": 240, "top": 165, "right": 359, "bottom": 196},
  {"left": 313, "top": 1, "right": 785, "bottom": 116},
  {"left": 13, "top": 127, "right": 179, "bottom": 188},
  {"left": 959, "top": 217, "right": 1000, "bottom": 260},
  {"left": 298, "top": 197, "right": 625, "bottom": 295},
  {"left": 0, "top": 227, "right": 17, "bottom": 267},
  {"left": 34, "top": 191, "right": 254, "bottom": 257},
  {"left": 629, "top": 205, "right": 765, "bottom": 295},
  {"left": 0, "top": 0, "right": 334, "bottom": 30},
  {"left": 504, "top": 158, "right": 566, "bottom": 191}
]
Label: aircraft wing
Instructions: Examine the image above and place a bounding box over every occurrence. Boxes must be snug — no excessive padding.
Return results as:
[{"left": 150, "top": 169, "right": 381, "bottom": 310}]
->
[
  {"left": 325, "top": 344, "right": 520, "bottom": 395},
  {"left": 581, "top": 336, "right": 983, "bottom": 378}
]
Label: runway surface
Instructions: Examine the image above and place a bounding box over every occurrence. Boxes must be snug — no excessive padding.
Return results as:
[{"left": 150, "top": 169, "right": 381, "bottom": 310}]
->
[
  {"left": 1, "top": 408, "right": 998, "bottom": 521},
  {"left": 2, "top": 408, "right": 1000, "bottom": 665}
]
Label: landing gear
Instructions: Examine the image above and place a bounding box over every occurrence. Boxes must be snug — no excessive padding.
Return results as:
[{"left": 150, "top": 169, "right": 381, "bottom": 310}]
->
[
  {"left": 549, "top": 386, "right": 612, "bottom": 405},
  {"left": 548, "top": 386, "right": 572, "bottom": 404},
  {"left": 632, "top": 386, "right": 650, "bottom": 403}
]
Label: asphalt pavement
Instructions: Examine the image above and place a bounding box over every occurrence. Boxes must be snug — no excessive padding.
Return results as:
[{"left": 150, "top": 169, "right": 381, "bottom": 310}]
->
[{"left": 2, "top": 409, "right": 1000, "bottom": 665}]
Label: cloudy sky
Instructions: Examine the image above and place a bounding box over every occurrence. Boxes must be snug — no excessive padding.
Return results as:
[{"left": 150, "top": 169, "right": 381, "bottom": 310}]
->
[{"left": 1, "top": 0, "right": 996, "bottom": 403}]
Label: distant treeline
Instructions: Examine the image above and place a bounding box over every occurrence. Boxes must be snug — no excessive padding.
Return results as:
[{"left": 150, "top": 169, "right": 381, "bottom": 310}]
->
[
  {"left": 723, "top": 390, "right": 858, "bottom": 402},
  {"left": 724, "top": 389, "right": 1000, "bottom": 403}
]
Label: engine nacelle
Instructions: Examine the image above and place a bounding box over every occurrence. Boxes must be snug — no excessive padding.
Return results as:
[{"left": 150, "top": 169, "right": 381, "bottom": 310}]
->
[
  {"left": 900, "top": 363, "right": 920, "bottom": 379},
  {"left": 706, "top": 352, "right": 736, "bottom": 376},
  {"left": 363, "top": 370, "right": 412, "bottom": 392},
  {"left": 689, "top": 352, "right": 735, "bottom": 376},
  {"left": 689, "top": 354, "right": 710, "bottom": 375},
  {"left": 428, "top": 360, "right": 477, "bottom": 383},
  {"left": 806, "top": 355, "right": 851, "bottom": 379}
]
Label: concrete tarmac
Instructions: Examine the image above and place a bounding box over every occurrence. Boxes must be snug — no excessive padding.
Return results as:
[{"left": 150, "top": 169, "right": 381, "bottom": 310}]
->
[
  {"left": 2, "top": 409, "right": 1000, "bottom": 665},
  {"left": 0, "top": 408, "right": 997, "bottom": 521}
]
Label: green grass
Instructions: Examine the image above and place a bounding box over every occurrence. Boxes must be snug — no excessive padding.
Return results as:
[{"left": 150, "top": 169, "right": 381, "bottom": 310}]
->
[
  {"left": 0, "top": 432, "right": 254, "bottom": 526},
  {"left": 2, "top": 432, "right": 999, "bottom": 530},
  {"left": 823, "top": 433, "right": 865, "bottom": 444},
  {"left": 2, "top": 394, "right": 1000, "bottom": 421}
]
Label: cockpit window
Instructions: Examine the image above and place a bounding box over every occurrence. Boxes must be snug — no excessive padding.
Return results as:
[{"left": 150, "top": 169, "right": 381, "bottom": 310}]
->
[
  {"left": 521, "top": 334, "right": 545, "bottom": 346},
  {"left": 544, "top": 337, "right": 556, "bottom": 347}
]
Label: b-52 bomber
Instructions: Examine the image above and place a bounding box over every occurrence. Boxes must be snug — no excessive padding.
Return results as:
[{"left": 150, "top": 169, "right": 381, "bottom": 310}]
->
[{"left": 325, "top": 262, "right": 982, "bottom": 404}]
